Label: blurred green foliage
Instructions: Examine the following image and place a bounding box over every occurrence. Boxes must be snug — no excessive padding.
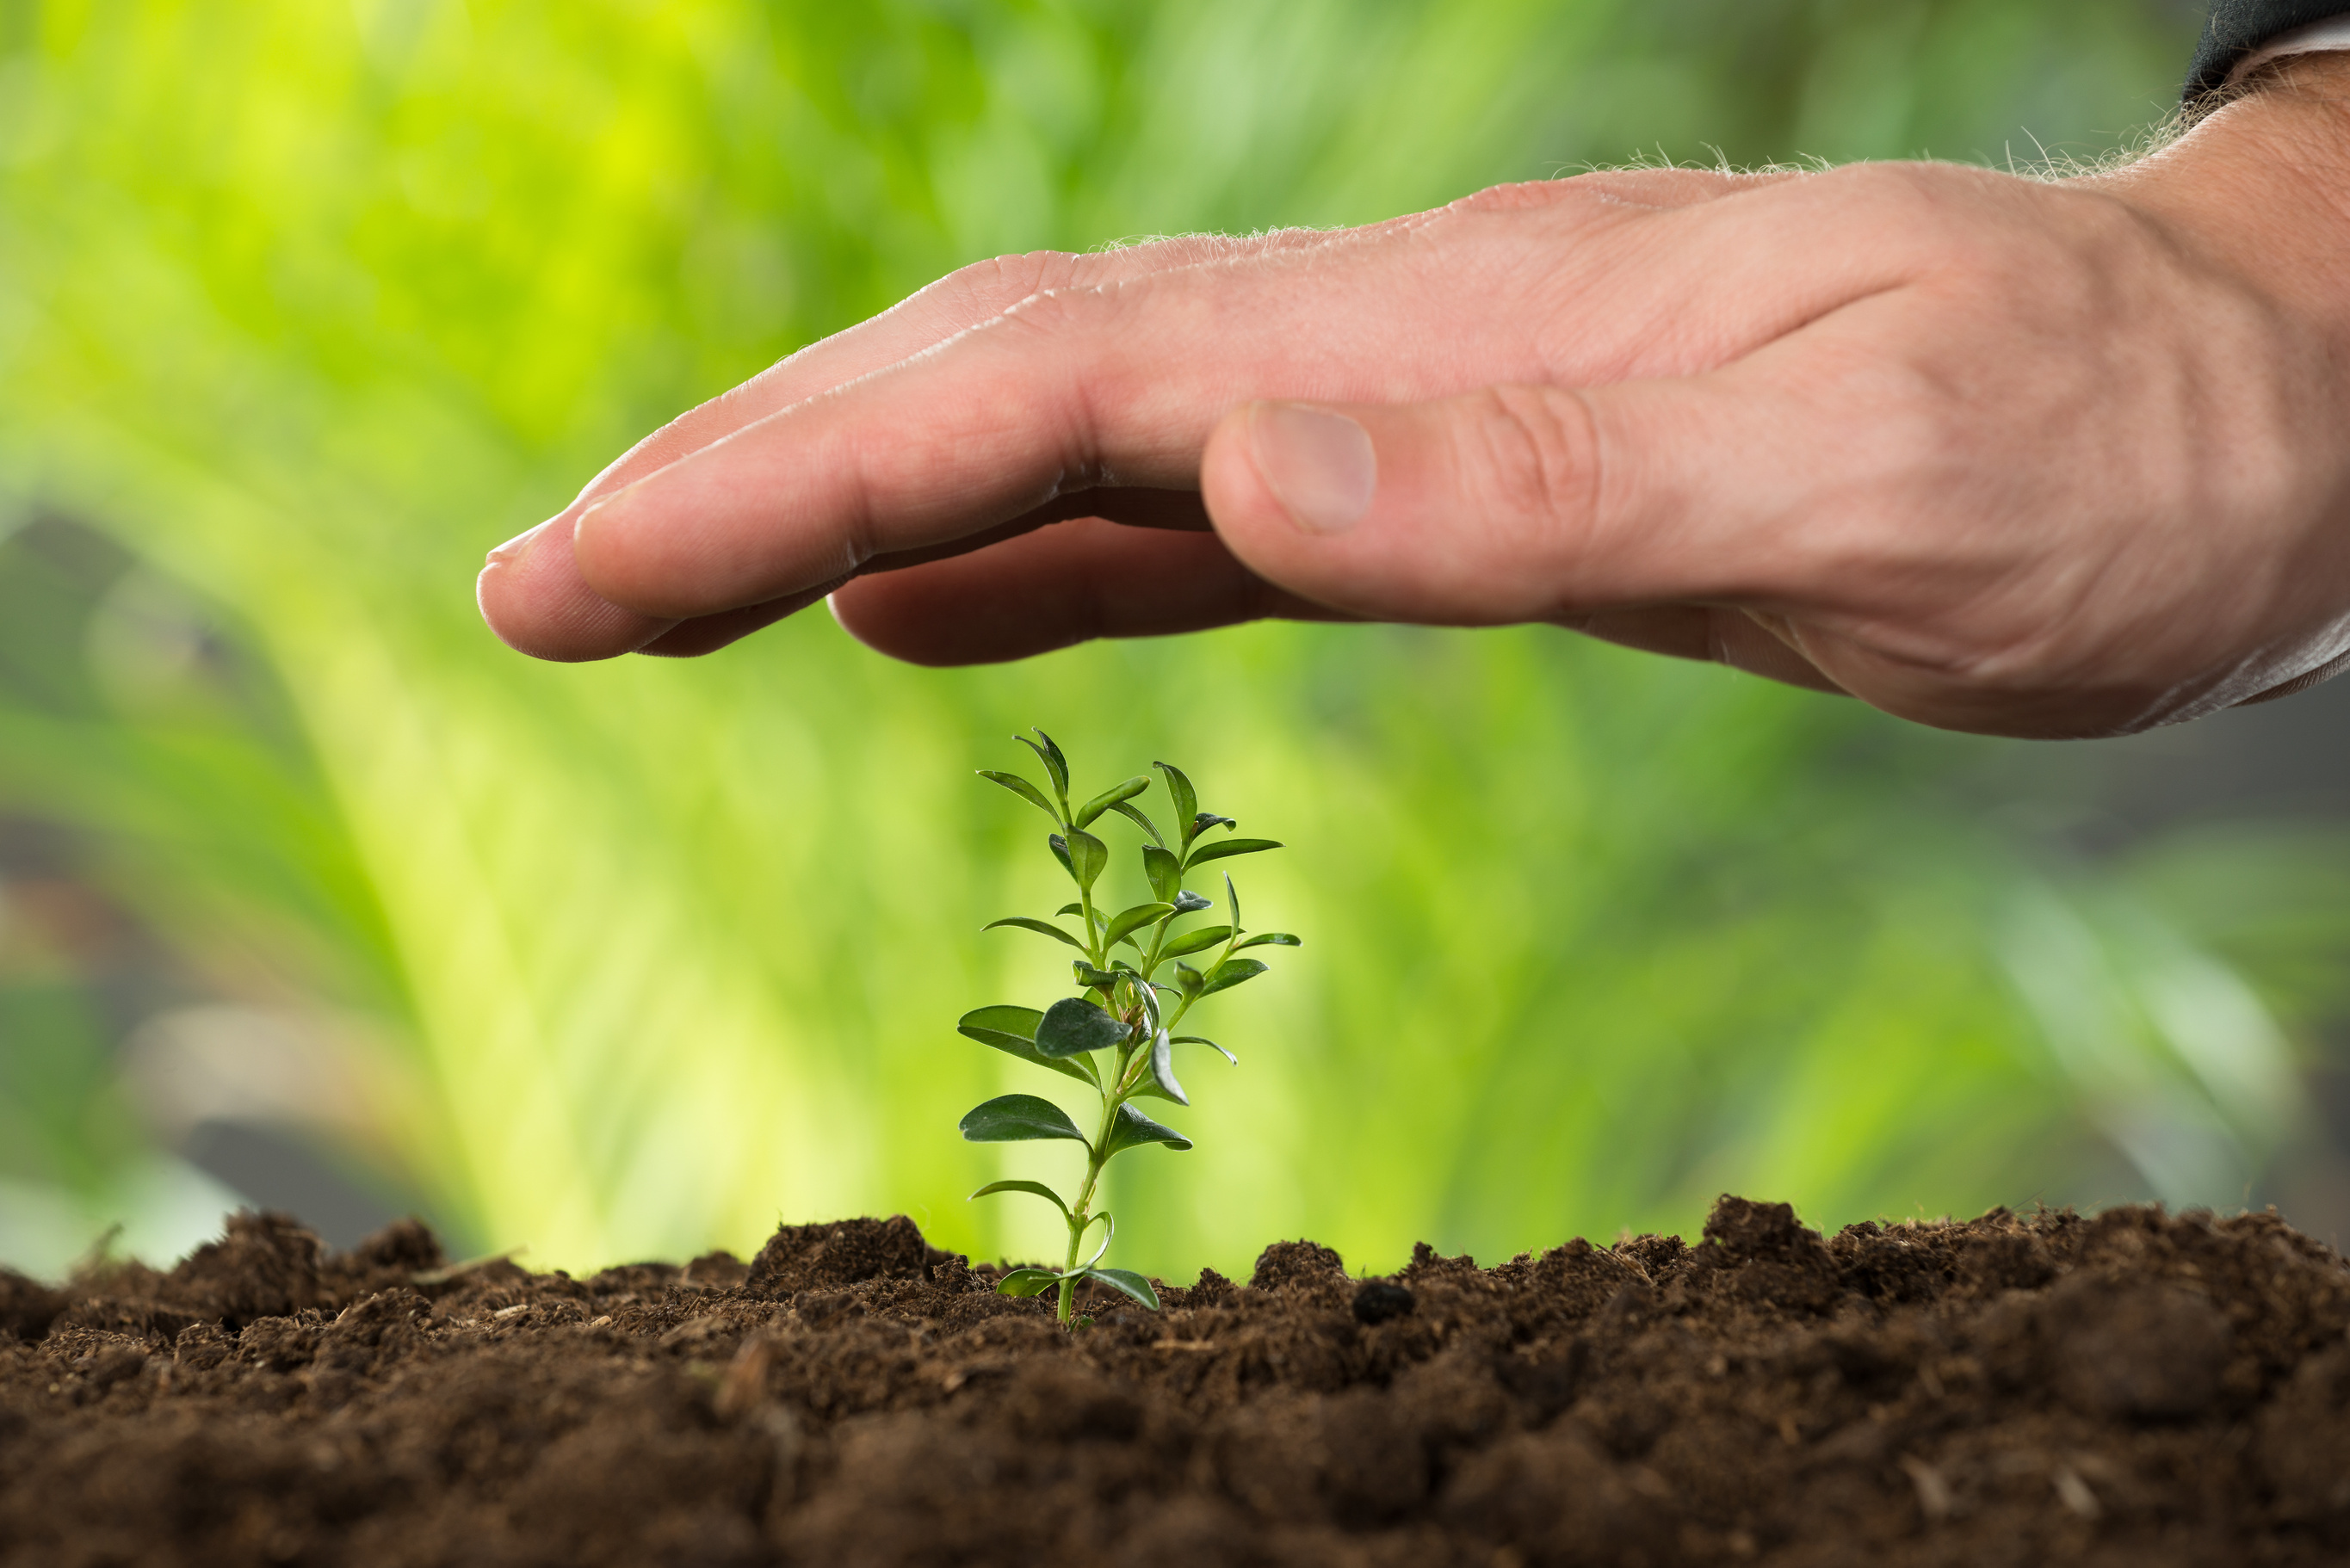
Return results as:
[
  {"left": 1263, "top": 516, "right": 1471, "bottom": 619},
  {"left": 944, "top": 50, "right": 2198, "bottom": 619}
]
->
[{"left": 7, "top": 0, "right": 2316, "bottom": 1282}]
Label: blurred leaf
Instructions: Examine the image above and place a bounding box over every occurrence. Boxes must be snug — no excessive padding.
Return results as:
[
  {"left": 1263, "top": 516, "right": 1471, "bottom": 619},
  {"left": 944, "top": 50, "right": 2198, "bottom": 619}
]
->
[
  {"left": 1148, "top": 1029, "right": 1189, "bottom": 1105},
  {"left": 1104, "top": 1103, "right": 1193, "bottom": 1156},
  {"left": 960, "top": 1095, "right": 1089, "bottom": 1145},
  {"left": 958, "top": 1006, "right": 1098, "bottom": 1088},
  {"left": 1017, "top": 732, "right": 1069, "bottom": 798},
  {"left": 1236, "top": 932, "right": 1302, "bottom": 949},
  {"left": 1197, "top": 958, "right": 1270, "bottom": 1000},
  {"left": 1187, "top": 837, "right": 1281, "bottom": 869},
  {"left": 1154, "top": 762, "right": 1199, "bottom": 849},
  {"left": 1083, "top": 1267, "right": 1161, "bottom": 1311},
  {"left": 1112, "top": 799, "right": 1166, "bottom": 848},
  {"left": 1064, "top": 827, "right": 1109, "bottom": 891},
  {"left": 979, "top": 770, "right": 1061, "bottom": 824},
  {"left": 1036, "top": 997, "right": 1129, "bottom": 1058},
  {"left": 1074, "top": 775, "right": 1150, "bottom": 829},
  {"left": 984, "top": 917, "right": 1085, "bottom": 951},
  {"left": 996, "top": 1268, "right": 1062, "bottom": 1299},
  {"left": 1160, "top": 925, "right": 1233, "bottom": 958},
  {"left": 1142, "top": 844, "right": 1182, "bottom": 903},
  {"left": 1104, "top": 901, "right": 1175, "bottom": 948},
  {"left": 969, "top": 1179, "right": 1073, "bottom": 1223},
  {"left": 1172, "top": 1035, "right": 1238, "bottom": 1065},
  {"left": 1174, "top": 962, "right": 1205, "bottom": 1003}
]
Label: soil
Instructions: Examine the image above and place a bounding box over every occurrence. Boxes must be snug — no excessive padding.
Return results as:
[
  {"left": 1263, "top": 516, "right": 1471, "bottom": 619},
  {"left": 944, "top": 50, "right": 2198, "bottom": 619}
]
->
[{"left": 7, "top": 1196, "right": 2350, "bottom": 1566}]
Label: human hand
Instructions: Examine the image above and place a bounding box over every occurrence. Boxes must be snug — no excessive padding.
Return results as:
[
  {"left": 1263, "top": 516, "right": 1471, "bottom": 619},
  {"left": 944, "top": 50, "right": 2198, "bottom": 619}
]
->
[{"left": 477, "top": 59, "right": 2350, "bottom": 738}]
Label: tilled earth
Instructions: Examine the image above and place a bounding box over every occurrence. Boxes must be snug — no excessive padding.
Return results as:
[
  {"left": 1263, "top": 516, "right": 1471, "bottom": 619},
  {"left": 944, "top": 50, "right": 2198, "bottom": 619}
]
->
[{"left": 6, "top": 1196, "right": 2350, "bottom": 1565}]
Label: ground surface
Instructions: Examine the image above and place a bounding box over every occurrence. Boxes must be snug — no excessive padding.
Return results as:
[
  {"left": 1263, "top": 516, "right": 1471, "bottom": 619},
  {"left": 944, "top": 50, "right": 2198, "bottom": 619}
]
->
[{"left": 5, "top": 1196, "right": 2350, "bottom": 1565}]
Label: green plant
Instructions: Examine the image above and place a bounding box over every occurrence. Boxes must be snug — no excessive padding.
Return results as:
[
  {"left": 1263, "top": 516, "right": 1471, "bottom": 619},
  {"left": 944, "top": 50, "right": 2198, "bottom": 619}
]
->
[{"left": 960, "top": 730, "right": 1299, "bottom": 1324}]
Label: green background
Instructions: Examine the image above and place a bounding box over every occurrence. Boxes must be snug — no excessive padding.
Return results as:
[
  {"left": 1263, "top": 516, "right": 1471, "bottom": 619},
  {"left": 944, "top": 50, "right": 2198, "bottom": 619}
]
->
[{"left": 13, "top": 0, "right": 2346, "bottom": 1285}]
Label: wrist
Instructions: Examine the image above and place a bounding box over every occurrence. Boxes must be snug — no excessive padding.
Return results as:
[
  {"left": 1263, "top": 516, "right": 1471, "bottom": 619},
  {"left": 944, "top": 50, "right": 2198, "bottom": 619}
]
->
[{"left": 2107, "top": 52, "right": 2350, "bottom": 344}]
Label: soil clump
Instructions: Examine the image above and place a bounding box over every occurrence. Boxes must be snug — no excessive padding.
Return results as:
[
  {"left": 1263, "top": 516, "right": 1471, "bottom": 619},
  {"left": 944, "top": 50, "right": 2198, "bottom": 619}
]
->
[{"left": 6, "top": 1195, "right": 2350, "bottom": 1565}]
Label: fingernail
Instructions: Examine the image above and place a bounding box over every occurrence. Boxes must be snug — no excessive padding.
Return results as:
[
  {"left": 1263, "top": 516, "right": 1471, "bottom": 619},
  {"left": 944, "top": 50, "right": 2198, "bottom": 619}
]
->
[
  {"left": 485, "top": 518, "right": 554, "bottom": 567},
  {"left": 1247, "top": 402, "right": 1376, "bottom": 535}
]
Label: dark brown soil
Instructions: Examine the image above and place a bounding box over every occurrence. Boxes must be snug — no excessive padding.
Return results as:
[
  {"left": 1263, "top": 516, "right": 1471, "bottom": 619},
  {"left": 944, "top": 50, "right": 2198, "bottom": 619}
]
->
[{"left": 8, "top": 1195, "right": 2350, "bottom": 1565}]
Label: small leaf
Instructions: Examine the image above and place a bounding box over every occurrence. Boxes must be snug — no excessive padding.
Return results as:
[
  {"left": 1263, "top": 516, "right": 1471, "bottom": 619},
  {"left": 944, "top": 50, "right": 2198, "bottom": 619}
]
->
[
  {"left": 1036, "top": 997, "right": 1131, "bottom": 1058},
  {"left": 1072, "top": 961, "right": 1122, "bottom": 991},
  {"left": 983, "top": 916, "right": 1085, "bottom": 951},
  {"left": 1073, "top": 775, "right": 1151, "bottom": 829},
  {"left": 1084, "top": 1268, "right": 1162, "bottom": 1311},
  {"left": 1063, "top": 827, "right": 1109, "bottom": 891},
  {"left": 968, "top": 1180, "right": 1073, "bottom": 1224},
  {"left": 1172, "top": 890, "right": 1213, "bottom": 915},
  {"left": 978, "top": 770, "right": 1061, "bottom": 824},
  {"left": 1194, "top": 812, "right": 1236, "bottom": 835},
  {"left": 1174, "top": 961, "right": 1204, "bottom": 1002},
  {"left": 1104, "top": 1102, "right": 1192, "bottom": 1156},
  {"left": 1141, "top": 844, "right": 1182, "bottom": 903},
  {"left": 1159, "top": 924, "right": 1233, "bottom": 958},
  {"left": 996, "top": 1268, "right": 1061, "bottom": 1299},
  {"left": 957, "top": 1007, "right": 1098, "bottom": 1087},
  {"left": 1153, "top": 762, "right": 1199, "bottom": 848},
  {"left": 1104, "top": 901, "right": 1175, "bottom": 948},
  {"left": 1172, "top": 1034, "right": 1238, "bottom": 1065},
  {"left": 1048, "top": 834, "right": 1074, "bottom": 879},
  {"left": 1236, "top": 932, "right": 1302, "bottom": 949},
  {"left": 1017, "top": 730, "right": 1069, "bottom": 796},
  {"left": 1185, "top": 836, "right": 1282, "bottom": 869},
  {"left": 1149, "top": 1030, "right": 1189, "bottom": 1106},
  {"left": 1110, "top": 799, "right": 1166, "bottom": 847},
  {"left": 1076, "top": 1211, "right": 1115, "bottom": 1271},
  {"left": 1224, "top": 873, "right": 1240, "bottom": 931},
  {"left": 960, "top": 1094, "right": 1090, "bottom": 1145},
  {"left": 1057, "top": 902, "right": 1085, "bottom": 918},
  {"left": 1197, "top": 958, "right": 1270, "bottom": 1000}
]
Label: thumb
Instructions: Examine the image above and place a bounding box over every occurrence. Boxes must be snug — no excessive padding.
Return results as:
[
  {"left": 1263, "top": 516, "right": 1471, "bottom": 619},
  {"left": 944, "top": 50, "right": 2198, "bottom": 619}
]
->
[{"left": 1199, "top": 387, "right": 1715, "bottom": 627}]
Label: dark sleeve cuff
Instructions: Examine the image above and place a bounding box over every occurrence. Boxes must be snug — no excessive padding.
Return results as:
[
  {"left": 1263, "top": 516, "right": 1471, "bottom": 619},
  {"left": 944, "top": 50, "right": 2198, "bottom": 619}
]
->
[{"left": 2190, "top": 3, "right": 2350, "bottom": 97}]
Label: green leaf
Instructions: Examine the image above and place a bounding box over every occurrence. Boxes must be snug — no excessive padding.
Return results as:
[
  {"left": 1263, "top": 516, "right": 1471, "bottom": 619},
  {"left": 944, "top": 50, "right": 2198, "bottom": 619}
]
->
[
  {"left": 1103, "top": 1102, "right": 1192, "bottom": 1156},
  {"left": 1159, "top": 924, "right": 1232, "bottom": 958},
  {"left": 960, "top": 1094, "right": 1090, "bottom": 1145},
  {"left": 1174, "top": 961, "right": 1204, "bottom": 1002},
  {"left": 1236, "top": 932, "right": 1302, "bottom": 949},
  {"left": 1141, "top": 844, "right": 1182, "bottom": 903},
  {"left": 1063, "top": 827, "right": 1108, "bottom": 891},
  {"left": 1072, "top": 961, "right": 1122, "bottom": 991},
  {"left": 1104, "top": 901, "right": 1175, "bottom": 948},
  {"left": 1073, "top": 775, "right": 1150, "bottom": 829},
  {"left": 1153, "top": 762, "right": 1198, "bottom": 849},
  {"left": 977, "top": 770, "right": 1061, "bottom": 825},
  {"left": 1197, "top": 958, "right": 1270, "bottom": 1000},
  {"left": 1111, "top": 799, "right": 1166, "bottom": 848},
  {"left": 1057, "top": 902, "right": 1085, "bottom": 917},
  {"left": 1185, "top": 836, "right": 1282, "bottom": 869},
  {"left": 1194, "top": 812, "right": 1236, "bottom": 836},
  {"left": 983, "top": 916, "right": 1085, "bottom": 951},
  {"left": 1224, "top": 873, "right": 1241, "bottom": 931},
  {"left": 1083, "top": 1268, "right": 1161, "bottom": 1311},
  {"left": 957, "top": 1006, "right": 1098, "bottom": 1087},
  {"left": 1172, "top": 1034, "right": 1238, "bottom": 1065},
  {"left": 1048, "top": 834, "right": 1074, "bottom": 879},
  {"left": 1148, "top": 1029, "right": 1189, "bottom": 1106},
  {"left": 1036, "top": 997, "right": 1130, "bottom": 1058},
  {"left": 968, "top": 1180, "right": 1075, "bottom": 1224},
  {"left": 1172, "top": 890, "right": 1213, "bottom": 914},
  {"left": 995, "top": 1268, "right": 1062, "bottom": 1299},
  {"left": 1017, "top": 730, "right": 1069, "bottom": 796}
]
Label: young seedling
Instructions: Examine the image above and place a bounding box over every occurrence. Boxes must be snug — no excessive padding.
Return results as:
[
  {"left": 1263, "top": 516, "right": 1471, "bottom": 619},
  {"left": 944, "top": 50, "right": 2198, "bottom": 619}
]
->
[{"left": 960, "top": 729, "right": 1299, "bottom": 1325}]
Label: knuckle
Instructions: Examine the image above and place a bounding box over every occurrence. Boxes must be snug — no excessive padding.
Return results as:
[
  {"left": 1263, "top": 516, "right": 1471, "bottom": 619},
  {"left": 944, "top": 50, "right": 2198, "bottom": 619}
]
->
[{"left": 1463, "top": 385, "right": 1599, "bottom": 530}]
